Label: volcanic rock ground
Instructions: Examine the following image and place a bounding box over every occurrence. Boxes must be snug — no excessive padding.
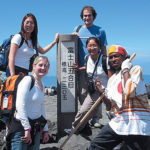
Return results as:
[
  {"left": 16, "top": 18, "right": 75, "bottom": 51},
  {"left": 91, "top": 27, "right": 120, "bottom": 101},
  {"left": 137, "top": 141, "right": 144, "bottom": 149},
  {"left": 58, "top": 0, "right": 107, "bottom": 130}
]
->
[
  {"left": 40, "top": 95, "right": 109, "bottom": 150},
  {"left": 0, "top": 95, "right": 109, "bottom": 150}
]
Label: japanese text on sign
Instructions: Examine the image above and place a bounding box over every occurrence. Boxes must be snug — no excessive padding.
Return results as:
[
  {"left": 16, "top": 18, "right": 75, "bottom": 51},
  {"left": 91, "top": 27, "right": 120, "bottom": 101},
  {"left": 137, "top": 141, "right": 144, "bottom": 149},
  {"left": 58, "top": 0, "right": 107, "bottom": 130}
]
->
[{"left": 60, "top": 42, "right": 76, "bottom": 112}]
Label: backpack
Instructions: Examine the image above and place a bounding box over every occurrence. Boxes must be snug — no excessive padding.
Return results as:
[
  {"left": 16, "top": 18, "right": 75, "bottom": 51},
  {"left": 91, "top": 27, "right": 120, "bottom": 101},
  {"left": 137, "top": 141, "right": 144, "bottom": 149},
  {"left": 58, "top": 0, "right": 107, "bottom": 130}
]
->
[
  {"left": 85, "top": 54, "right": 108, "bottom": 75},
  {"left": 0, "top": 35, "right": 24, "bottom": 72},
  {"left": 0, "top": 73, "right": 35, "bottom": 118},
  {"left": 75, "top": 25, "right": 82, "bottom": 32}
]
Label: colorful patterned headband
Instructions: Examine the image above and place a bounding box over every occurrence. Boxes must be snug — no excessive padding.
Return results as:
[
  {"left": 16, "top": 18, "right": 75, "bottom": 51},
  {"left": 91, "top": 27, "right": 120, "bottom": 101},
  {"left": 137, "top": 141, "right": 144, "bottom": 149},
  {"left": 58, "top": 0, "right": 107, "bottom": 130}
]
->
[{"left": 108, "top": 45, "right": 127, "bottom": 56}]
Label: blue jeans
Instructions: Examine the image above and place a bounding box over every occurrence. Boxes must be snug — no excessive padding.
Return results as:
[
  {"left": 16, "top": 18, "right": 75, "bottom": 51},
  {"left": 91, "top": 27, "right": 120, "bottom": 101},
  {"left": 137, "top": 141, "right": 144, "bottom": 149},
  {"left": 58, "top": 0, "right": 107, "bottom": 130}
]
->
[
  {"left": 89, "top": 124, "right": 150, "bottom": 150},
  {"left": 11, "top": 131, "right": 40, "bottom": 150}
]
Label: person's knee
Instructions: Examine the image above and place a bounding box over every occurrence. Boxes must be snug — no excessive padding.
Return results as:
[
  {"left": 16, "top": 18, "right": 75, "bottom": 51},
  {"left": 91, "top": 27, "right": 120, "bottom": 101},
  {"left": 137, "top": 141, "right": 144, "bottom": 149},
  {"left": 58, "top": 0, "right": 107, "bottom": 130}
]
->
[{"left": 89, "top": 139, "right": 99, "bottom": 150}]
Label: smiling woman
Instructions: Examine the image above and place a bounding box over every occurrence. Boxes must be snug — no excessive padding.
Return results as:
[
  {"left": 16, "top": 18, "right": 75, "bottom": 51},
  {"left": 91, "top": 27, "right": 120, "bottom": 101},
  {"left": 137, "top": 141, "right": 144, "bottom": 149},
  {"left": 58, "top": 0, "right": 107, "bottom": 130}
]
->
[
  {"left": 64, "top": 37, "right": 108, "bottom": 134},
  {"left": 32, "top": 56, "right": 50, "bottom": 91},
  {"left": 7, "top": 13, "right": 59, "bottom": 77},
  {"left": 8, "top": 56, "right": 50, "bottom": 150},
  {"left": 86, "top": 37, "right": 100, "bottom": 62}
]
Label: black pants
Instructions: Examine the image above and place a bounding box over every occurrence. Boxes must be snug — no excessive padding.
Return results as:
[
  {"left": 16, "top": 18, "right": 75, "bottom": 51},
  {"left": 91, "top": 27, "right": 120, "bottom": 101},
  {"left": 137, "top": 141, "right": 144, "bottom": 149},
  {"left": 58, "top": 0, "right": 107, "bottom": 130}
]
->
[
  {"left": 89, "top": 124, "right": 150, "bottom": 150},
  {"left": 6, "top": 66, "right": 29, "bottom": 77},
  {"left": 14, "top": 66, "right": 29, "bottom": 75}
]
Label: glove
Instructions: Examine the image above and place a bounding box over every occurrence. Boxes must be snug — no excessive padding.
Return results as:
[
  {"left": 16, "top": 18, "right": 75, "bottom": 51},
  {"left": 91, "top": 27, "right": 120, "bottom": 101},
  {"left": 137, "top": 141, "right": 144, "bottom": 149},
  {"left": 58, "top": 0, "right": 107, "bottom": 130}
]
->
[{"left": 121, "top": 58, "right": 132, "bottom": 71}]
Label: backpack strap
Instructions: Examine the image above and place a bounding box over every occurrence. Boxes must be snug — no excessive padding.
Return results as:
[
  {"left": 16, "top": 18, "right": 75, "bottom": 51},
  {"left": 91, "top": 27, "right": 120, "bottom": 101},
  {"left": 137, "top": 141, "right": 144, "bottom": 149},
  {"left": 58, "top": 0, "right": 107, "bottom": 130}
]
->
[
  {"left": 91, "top": 52, "right": 102, "bottom": 78},
  {"left": 29, "top": 75, "right": 35, "bottom": 91},
  {"left": 76, "top": 25, "right": 82, "bottom": 33},
  {"left": 102, "top": 55, "right": 108, "bottom": 75},
  {"left": 32, "top": 41, "right": 39, "bottom": 56},
  {"left": 35, "top": 46, "right": 39, "bottom": 56},
  {"left": 84, "top": 54, "right": 89, "bottom": 67},
  {"left": 85, "top": 54, "right": 108, "bottom": 75},
  {"left": 18, "top": 36, "right": 24, "bottom": 48}
]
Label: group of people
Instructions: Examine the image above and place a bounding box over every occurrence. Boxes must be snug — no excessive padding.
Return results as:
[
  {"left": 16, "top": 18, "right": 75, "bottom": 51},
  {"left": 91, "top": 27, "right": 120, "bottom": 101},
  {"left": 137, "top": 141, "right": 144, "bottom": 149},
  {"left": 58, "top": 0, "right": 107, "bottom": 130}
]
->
[
  {"left": 64, "top": 5, "right": 150, "bottom": 150},
  {"left": 1, "top": 5, "right": 150, "bottom": 150},
  {"left": 73, "top": 6, "right": 108, "bottom": 128},
  {"left": 3, "top": 13, "right": 59, "bottom": 150},
  {"left": 89, "top": 45, "right": 150, "bottom": 150}
]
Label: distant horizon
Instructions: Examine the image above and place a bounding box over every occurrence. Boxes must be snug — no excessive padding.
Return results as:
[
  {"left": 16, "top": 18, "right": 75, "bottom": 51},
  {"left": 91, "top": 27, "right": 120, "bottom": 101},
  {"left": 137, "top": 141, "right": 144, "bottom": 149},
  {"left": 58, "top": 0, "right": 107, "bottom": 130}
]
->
[
  {"left": 43, "top": 74, "right": 150, "bottom": 87},
  {"left": 46, "top": 74, "right": 150, "bottom": 77},
  {"left": 0, "top": 0, "right": 150, "bottom": 77}
]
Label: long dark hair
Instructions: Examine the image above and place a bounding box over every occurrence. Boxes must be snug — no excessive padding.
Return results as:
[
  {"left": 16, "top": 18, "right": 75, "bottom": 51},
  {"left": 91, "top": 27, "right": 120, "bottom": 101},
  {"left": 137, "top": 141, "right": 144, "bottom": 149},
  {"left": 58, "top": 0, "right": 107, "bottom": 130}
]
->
[{"left": 19, "top": 13, "right": 38, "bottom": 49}]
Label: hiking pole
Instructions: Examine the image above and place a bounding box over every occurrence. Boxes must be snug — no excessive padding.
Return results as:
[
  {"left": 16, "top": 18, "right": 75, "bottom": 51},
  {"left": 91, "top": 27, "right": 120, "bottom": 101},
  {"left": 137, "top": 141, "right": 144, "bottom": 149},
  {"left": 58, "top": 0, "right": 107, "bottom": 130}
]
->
[
  {"left": 129, "top": 53, "right": 136, "bottom": 62},
  {"left": 59, "top": 93, "right": 105, "bottom": 150}
]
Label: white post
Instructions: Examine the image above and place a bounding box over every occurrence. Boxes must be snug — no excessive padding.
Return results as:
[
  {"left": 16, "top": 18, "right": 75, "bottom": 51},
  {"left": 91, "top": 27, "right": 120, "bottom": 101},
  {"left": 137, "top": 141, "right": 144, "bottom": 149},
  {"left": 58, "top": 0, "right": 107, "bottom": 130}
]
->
[{"left": 57, "top": 34, "right": 78, "bottom": 136}]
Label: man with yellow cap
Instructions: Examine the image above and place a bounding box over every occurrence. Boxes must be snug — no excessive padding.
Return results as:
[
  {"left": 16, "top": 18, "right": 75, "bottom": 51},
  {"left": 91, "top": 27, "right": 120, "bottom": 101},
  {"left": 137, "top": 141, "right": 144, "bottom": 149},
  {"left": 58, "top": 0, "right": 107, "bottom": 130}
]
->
[{"left": 89, "top": 45, "right": 150, "bottom": 150}]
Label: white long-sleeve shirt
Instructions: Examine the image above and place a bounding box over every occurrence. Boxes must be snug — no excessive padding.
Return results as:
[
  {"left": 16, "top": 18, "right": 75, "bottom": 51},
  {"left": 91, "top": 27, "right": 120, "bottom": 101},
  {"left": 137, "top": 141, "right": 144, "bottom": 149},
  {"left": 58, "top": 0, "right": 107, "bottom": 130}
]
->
[
  {"left": 15, "top": 76, "right": 48, "bottom": 131},
  {"left": 107, "top": 66, "right": 150, "bottom": 135}
]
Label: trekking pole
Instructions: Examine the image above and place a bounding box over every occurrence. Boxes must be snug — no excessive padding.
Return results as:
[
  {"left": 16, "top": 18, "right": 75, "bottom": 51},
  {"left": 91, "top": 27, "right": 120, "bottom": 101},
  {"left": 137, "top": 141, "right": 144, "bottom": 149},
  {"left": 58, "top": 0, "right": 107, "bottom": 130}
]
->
[
  {"left": 59, "top": 93, "right": 105, "bottom": 150},
  {"left": 59, "top": 53, "right": 136, "bottom": 150},
  {"left": 129, "top": 53, "right": 136, "bottom": 62}
]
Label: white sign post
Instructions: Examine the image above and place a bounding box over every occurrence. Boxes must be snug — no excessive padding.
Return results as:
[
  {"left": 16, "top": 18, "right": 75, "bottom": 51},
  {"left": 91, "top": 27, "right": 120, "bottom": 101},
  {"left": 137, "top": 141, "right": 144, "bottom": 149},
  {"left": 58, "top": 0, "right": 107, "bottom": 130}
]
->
[
  {"left": 57, "top": 34, "right": 78, "bottom": 136},
  {"left": 60, "top": 41, "right": 76, "bottom": 112}
]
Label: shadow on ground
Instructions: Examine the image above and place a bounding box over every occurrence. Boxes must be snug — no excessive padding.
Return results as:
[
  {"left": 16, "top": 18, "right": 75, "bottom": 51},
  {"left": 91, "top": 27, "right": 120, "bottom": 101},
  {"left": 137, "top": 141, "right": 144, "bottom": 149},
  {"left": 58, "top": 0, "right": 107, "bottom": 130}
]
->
[{"left": 40, "top": 147, "right": 58, "bottom": 150}]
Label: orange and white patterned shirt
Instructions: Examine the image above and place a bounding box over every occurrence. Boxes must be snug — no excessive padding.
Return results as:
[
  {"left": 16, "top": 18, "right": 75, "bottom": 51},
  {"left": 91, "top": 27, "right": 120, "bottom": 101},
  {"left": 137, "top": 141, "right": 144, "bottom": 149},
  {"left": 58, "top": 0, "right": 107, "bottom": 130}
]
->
[{"left": 107, "top": 65, "right": 150, "bottom": 135}]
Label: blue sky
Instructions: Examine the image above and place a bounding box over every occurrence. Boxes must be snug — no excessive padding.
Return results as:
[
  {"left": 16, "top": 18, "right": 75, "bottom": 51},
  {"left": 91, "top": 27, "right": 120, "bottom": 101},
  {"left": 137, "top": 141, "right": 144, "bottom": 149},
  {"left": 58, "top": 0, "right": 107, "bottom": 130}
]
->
[{"left": 0, "top": 0, "right": 150, "bottom": 76}]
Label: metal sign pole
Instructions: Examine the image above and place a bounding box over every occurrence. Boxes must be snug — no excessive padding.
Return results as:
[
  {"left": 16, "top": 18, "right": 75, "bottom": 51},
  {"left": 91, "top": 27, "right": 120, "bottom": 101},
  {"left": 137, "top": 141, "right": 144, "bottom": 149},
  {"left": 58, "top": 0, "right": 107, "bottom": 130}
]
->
[{"left": 57, "top": 34, "right": 78, "bottom": 137}]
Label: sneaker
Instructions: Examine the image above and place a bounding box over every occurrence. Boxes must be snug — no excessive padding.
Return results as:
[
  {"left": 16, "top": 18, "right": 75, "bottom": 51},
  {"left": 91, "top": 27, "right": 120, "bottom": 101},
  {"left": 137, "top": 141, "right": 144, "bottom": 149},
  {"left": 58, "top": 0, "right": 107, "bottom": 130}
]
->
[
  {"left": 89, "top": 118, "right": 101, "bottom": 128},
  {"left": 93, "top": 123, "right": 101, "bottom": 128},
  {"left": 64, "top": 128, "right": 74, "bottom": 135}
]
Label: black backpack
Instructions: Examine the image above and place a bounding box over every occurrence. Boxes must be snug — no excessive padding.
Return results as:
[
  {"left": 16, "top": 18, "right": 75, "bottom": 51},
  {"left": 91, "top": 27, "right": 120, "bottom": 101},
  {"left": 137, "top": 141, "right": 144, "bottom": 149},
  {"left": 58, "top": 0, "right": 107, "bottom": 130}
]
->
[{"left": 0, "top": 35, "right": 24, "bottom": 72}]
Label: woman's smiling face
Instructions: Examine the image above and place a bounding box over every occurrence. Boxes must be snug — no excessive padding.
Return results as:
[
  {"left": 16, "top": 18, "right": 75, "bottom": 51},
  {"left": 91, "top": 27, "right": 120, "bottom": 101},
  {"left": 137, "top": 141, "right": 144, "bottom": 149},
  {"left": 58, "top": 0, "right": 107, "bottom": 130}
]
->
[
  {"left": 24, "top": 17, "right": 35, "bottom": 34},
  {"left": 87, "top": 39, "right": 100, "bottom": 60},
  {"left": 33, "top": 58, "right": 49, "bottom": 78}
]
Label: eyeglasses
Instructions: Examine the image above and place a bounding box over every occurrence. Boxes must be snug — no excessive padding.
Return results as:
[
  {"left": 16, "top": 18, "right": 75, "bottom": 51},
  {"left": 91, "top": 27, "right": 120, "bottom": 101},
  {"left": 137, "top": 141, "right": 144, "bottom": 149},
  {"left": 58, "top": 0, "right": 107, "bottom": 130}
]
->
[
  {"left": 24, "top": 21, "right": 34, "bottom": 25},
  {"left": 87, "top": 44, "right": 98, "bottom": 49}
]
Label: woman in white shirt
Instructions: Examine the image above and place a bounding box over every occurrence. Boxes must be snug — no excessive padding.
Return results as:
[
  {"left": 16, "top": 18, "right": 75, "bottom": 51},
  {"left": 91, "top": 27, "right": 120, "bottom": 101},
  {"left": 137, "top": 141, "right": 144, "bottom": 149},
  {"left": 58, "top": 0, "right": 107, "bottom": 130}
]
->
[
  {"left": 8, "top": 13, "right": 59, "bottom": 76},
  {"left": 64, "top": 37, "right": 108, "bottom": 135},
  {"left": 11, "top": 56, "right": 50, "bottom": 150}
]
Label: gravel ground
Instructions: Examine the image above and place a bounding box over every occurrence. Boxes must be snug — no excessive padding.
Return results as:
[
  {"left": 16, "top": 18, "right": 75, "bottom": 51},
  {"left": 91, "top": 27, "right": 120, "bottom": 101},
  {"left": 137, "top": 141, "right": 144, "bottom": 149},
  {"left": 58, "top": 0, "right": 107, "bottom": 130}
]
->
[
  {"left": 0, "top": 95, "right": 109, "bottom": 150},
  {"left": 40, "top": 95, "right": 109, "bottom": 150}
]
